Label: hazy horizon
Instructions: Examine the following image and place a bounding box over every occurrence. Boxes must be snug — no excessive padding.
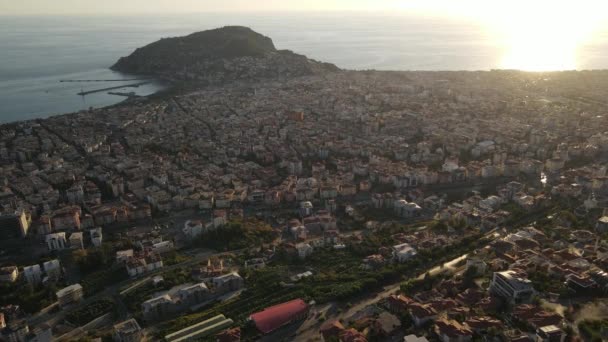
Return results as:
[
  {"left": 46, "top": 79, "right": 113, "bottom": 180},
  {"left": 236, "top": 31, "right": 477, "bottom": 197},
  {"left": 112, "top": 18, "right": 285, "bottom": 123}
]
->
[
  {"left": 3, "top": 1, "right": 608, "bottom": 121},
  {"left": 0, "top": 0, "right": 441, "bottom": 15},
  {"left": 2, "top": 0, "right": 606, "bottom": 17}
]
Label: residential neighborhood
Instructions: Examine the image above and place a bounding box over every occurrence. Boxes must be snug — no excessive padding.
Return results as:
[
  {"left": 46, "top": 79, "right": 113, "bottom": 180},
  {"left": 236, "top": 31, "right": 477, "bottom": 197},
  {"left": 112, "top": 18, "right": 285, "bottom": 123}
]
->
[{"left": 2, "top": 68, "right": 608, "bottom": 341}]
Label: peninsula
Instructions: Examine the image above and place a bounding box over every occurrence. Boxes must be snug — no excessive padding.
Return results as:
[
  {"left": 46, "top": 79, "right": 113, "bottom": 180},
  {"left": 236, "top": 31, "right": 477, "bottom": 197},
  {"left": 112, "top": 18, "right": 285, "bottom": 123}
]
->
[{"left": 112, "top": 26, "right": 339, "bottom": 84}]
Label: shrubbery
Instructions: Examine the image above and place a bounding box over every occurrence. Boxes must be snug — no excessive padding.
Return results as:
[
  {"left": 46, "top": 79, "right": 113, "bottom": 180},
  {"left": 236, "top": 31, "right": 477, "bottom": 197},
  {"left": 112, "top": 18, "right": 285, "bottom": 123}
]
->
[
  {"left": 81, "top": 267, "right": 128, "bottom": 296},
  {"left": 578, "top": 319, "right": 608, "bottom": 342},
  {"left": 198, "top": 219, "right": 276, "bottom": 251},
  {"left": 65, "top": 299, "right": 114, "bottom": 326},
  {"left": 0, "top": 282, "right": 56, "bottom": 313}
]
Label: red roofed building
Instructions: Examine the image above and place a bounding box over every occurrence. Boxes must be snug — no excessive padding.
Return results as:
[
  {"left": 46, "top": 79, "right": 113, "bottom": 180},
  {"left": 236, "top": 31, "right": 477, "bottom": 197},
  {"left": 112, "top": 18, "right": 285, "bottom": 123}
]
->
[
  {"left": 465, "top": 316, "right": 503, "bottom": 333},
  {"left": 320, "top": 320, "right": 345, "bottom": 341},
  {"left": 387, "top": 294, "right": 414, "bottom": 314},
  {"left": 512, "top": 305, "right": 563, "bottom": 329},
  {"left": 340, "top": 328, "right": 368, "bottom": 342},
  {"left": 456, "top": 288, "right": 485, "bottom": 307},
  {"left": 250, "top": 299, "right": 309, "bottom": 334},
  {"left": 434, "top": 319, "right": 473, "bottom": 342}
]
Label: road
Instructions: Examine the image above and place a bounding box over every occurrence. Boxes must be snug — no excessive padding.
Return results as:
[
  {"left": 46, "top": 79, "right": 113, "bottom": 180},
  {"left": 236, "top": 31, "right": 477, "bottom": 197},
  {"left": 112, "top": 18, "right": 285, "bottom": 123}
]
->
[
  {"left": 293, "top": 252, "right": 472, "bottom": 342},
  {"left": 23, "top": 172, "right": 555, "bottom": 335},
  {"left": 293, "top": 229, "right": 502, "bottom": 342},
  {"left": 292, "top": 204, "right": 556, "bottom": 342}
]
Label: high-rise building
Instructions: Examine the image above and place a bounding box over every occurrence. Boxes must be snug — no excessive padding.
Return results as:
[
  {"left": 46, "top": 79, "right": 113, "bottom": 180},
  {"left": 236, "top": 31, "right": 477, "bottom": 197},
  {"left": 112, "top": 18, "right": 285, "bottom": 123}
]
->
[{"left": 0, "top": 210, "right": 30, "bottom": 239}]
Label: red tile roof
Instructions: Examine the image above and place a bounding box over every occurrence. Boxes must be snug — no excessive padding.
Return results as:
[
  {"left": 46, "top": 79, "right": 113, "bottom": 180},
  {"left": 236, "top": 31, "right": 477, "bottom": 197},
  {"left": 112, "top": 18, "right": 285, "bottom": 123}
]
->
[
  {"left": 340, "top": 328, "right": 368, "bottom": 342},
  {"left": 434, "top": 319, "right": 473, "bottom": 338},
  {"left": 465, "top": 316, "right": 503, "bottom": 331},
  {"left": 512, "top": 304, "right": 563, "bottom": 329},
  {"left": 320, "top": 320, "right": 345, "bottom": 339},
  {"left": 250, "top": 299, "right": 309, "bottom": 334}
]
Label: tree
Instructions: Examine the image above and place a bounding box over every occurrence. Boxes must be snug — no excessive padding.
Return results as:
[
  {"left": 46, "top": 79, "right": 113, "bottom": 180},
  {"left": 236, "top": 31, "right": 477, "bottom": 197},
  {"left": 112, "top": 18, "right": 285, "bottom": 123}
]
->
[
  {"left": 429, "top": 220, "right": 448, "bottom": 233},
  {"left": 462, "top": 265, "right": 477, "bottom": 288}
]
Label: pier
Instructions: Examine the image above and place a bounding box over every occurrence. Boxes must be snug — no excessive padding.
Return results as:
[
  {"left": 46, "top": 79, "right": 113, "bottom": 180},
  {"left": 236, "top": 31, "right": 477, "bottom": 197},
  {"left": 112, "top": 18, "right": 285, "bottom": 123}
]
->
[
  {"left": 108, "top": 91, "right": 140, "bottom": 97},
  {"left": 61, "top": 79, "right": 149, "bottom": 82},
  {"left": 77, "top": 82, "right": 151, "bottom": 96}
]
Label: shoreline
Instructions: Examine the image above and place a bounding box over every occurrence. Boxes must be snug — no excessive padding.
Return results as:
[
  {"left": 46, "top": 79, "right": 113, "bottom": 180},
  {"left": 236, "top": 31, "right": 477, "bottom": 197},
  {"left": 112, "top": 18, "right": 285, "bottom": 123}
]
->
[
  {"left": 0, "top": 72, "right": 169, "bottom": 125},
  {"left": 4, "top": 67, "right": 608, "bottom": 127}
]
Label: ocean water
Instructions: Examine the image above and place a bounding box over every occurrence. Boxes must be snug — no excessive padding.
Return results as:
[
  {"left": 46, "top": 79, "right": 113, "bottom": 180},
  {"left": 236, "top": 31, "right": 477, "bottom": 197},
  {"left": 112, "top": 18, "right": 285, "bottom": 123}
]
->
[{"left": 1, "top": 12, "right": 608, "bottom": 123}]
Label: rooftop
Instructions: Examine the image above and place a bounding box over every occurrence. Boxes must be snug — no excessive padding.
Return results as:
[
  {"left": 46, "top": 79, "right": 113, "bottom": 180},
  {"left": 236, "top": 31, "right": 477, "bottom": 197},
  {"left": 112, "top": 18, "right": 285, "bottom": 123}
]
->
[{"left": 250, "top": 298, "right": 309, "bottom": 334}]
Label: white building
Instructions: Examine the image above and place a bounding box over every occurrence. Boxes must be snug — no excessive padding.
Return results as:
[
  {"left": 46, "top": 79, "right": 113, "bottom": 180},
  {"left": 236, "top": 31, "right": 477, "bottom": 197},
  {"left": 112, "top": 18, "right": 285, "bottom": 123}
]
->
[
  {"left": 56, "top": 283, "right": 83, "bottom": 308},
  {"left": 212, "top": 214, "right": 227, "bottom": 229},
  {"left": 0, "top": 266, "right": 19, "bottom": 283},
  {"left": 442, "top": 157, "right": 460, "bottom": 172},
  {"left": 142, "top": 294, "right": 172, "bottom": 319},
  {"left": 393, "top": 243, "right": 417, "bottom": 263},
  {"left": 113, "top": 318, "right": 142, "bottom": 342},
  {"left": 90, "top": 227, "right": 103, "bottom": 247},
  {"left": 116, "top": 249, "right": 134, "bottom": 263},
  {"left": 300, "top": 201, "right": 314, "bottom": 217},
  {"left": 212, "top": 272, "right": 244, "bottom": 293},
  {"left": 183, "top": 220, "right": 204, "bottom": 238},
  {"left": 69, "top": 232, "right": 84, "bottom": 249},
  {"left": 465, "top": 258, "right": 487, "bottom": 275},
  {"left": 296, "top": 243, "right": 314, "bottom": 259},
  {"left": 126, "top": 253, "right": 163, "bottom": 278},
  {"left": 43, "top": 259, "right": 61, "bottom": 280},
  {"left": 536, "top": 325, "right": 565, "bottom": 342},
  {"left": 177, "top": 282, "right": 210, "bottom": 305},
  {"left": 490, "top": 270, "right": 534, "bottom": 303},
  {"left": 45, "top": 232, "right": 67, "bottom": 251},
  {"left": 23, "top": 264, "right": 42, "bottom": 285},
  {"left": 151, "top": 241, "right": 174, "bottom": 254},
  {"left": 394, "top": 200, "right": 423, "bottom": 218},
  {"left": 404, "top": 334, "right": 430, "bottom": 342}
]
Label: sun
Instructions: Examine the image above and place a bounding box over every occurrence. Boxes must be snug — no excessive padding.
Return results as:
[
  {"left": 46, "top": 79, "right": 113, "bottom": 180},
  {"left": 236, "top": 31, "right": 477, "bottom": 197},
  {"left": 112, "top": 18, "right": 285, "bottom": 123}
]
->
[
  {"left": 481, "top": 0, "right": 608, "bottom": 71},
  {"left": 399, "top": 0, "right": 608, "bottom": 71}
]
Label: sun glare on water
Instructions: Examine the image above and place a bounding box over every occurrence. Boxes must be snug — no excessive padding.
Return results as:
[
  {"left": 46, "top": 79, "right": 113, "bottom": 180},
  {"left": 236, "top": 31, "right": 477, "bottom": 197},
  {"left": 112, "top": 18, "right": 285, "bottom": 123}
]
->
[
  {"left": 490, "top": 1, "right": 608, "bottom": 71},
  {"left": 404, "top": 0, "right": 608, "bottom": 71}
]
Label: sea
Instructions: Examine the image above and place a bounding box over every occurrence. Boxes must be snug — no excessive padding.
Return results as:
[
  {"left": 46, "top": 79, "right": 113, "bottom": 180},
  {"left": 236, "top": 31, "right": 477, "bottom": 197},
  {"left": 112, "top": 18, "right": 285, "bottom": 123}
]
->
[{"left": 1, "top": 12, "right": 608, "bottom": 123}]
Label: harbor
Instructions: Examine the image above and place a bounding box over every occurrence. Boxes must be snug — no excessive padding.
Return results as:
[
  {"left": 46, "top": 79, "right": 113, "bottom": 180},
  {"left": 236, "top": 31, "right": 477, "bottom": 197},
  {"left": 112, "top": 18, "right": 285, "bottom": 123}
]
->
[{"left": 77, "top": 81, "right": 151, "bottom": 96}]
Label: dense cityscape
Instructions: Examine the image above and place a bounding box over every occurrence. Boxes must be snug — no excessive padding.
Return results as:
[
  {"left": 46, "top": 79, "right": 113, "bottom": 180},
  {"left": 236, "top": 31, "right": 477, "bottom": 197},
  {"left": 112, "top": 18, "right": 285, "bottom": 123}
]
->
[{"left": 3, "top": 27, "right": 608, "bottom": 342}]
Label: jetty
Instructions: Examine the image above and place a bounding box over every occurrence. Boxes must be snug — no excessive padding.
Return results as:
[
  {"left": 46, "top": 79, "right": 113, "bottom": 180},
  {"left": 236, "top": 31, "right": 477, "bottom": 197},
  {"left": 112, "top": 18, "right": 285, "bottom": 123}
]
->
[
  {"left": 77, "top": 82, "right": 151, "bottom": 96},
  {"left": 108, "top": 91, "right": 140, "bottom": 97},
  {"left": 61, "top": 79, "right": 149, "bottom": 82}
]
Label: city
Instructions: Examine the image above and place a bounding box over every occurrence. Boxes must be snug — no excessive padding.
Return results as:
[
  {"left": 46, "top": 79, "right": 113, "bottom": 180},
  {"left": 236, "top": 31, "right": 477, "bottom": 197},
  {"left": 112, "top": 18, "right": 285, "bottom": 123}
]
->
[{"left": 2, "top": 64, "right": 608, "bottom": 341}]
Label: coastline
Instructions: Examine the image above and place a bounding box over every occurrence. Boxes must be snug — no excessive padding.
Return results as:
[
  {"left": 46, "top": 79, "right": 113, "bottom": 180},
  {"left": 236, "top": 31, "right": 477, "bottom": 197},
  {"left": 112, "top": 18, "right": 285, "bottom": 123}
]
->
[
  {"left": 5, "top": 67, "right": 608, "bottom": 128},
  {"left": 0, "top": 72, "right": 168, "bottom": 125}
]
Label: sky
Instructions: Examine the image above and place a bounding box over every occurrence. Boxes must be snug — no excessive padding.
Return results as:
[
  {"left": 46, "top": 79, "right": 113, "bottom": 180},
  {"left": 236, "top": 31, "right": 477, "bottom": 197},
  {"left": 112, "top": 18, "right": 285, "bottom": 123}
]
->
[
  {"left": 2, "top": 0, "right": 607, "bottom": 21},
  {"left": 2, "top": 0, "right": 406, "bottom": 15},
  {"left": 0, "top": 0, "right": 598, "bottom": 16}
]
